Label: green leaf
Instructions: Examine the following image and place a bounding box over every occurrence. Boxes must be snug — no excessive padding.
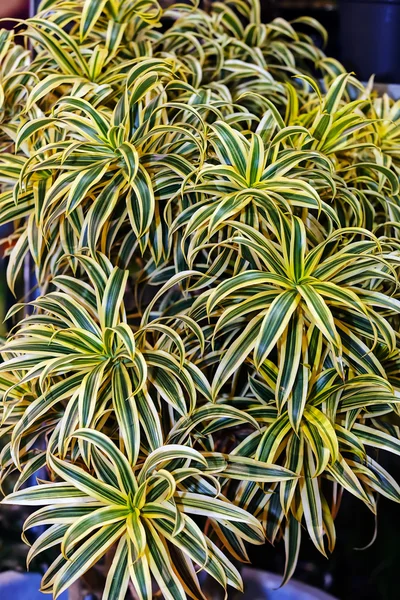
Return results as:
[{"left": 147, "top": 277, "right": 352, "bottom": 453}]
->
[
  {"left": 304, "top": 405, "right": 339, "bottom": 462},
  {"left": 127, "top": 537, "right": 152, "bottom": 600},
  {"left": 255, "top": 290, "right": 300, "bottom": 368},
  {"left": 112, "top": 363, "right": 140, "bottom": 466},
  {"left": 80, "top": 0, "right": 108, "bottom": 41},
  {"left": 48, "top": 454, "right": 127, "bottom": 505},
  {"left": 3, "top": 483, "right": 89, "bottom": 505},
  {"left": 53, "top": 522, "right": 125, "bottom": 598},
  {"left": 103, "top": 536, "right": 130, "bottom": 600},
  {"left": 205, "top": 453, "right": 297, "bottom": 482},
  {"left": 281, "top": 513, "right": 301, "bottom": 586},
  {"left": 145, "top": 521, "right": 186, "bottom": 600},
  {"left": 300, "top": 444, "right": 326, "bottom": 556},
  {"left": 352, "top": 423, "right": 400, "bottom": 456},
  {"left": 71, "top": 428, "right": 137, "bottom": 495},
  {"left": 62, "top": 505, "right": 130, "bottom": 557},
  {"left": 212, "top": 313, "right": 265, "bottom": 398},
  {"left": 276, "top": 310, "right": 304, "bottom": 407},
  {"left": 326, "top": 455, "right": 372, "bottom": 507},
  {"left": 127, "top": 164, "right": 155, "bottom": 240}
]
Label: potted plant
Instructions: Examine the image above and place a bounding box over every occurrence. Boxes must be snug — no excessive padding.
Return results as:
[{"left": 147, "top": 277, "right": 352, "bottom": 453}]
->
[{"left": 0, "top": 1, "right": 399, "bottom": 599}]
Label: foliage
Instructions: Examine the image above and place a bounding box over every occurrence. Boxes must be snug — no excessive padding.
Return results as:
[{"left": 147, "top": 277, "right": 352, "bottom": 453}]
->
[{"left": 0, "top": 0, "right": 400, "bottom": 598}]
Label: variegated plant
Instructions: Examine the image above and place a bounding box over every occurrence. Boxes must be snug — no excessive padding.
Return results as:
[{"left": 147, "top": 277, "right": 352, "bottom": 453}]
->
[{"left": 0, "top": 0, "right": 400, "bottom": 598}]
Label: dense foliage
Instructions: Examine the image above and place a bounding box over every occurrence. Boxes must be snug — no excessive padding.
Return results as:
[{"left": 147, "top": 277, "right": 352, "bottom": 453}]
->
[{"left": 0, "top": 0, "right": 400, "bottom": 598}]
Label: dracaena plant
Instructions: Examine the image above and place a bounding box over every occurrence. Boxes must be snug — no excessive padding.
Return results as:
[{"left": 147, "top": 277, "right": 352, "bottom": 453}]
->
[{"left": 0, "top": 0, "right": 400, "bottom": 598}]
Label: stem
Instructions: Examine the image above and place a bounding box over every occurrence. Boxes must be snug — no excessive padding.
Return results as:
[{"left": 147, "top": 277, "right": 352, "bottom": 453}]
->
[
  {"left": 69, "top": 580, "right": 84, "bottom": 600},
  {"left": 128, "top": 580, "right": 140, "bottom": 600}
]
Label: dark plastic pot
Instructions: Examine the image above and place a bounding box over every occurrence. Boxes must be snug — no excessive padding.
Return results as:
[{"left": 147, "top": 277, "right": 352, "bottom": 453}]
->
[
  {"left": 338, "top": 0, "right": 400, "bottom": 82},
  {"left": 237, "top": 569, "right": 337, "bottom": 599},
  {"left": 0, "top": 568, "right": 338, "bottom": 599},
  {"left": 201, "top": 568, "right": 338, "bottom": 599}
]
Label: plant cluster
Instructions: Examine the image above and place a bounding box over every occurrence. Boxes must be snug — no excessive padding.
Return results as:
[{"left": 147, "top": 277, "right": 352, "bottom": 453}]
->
[{"left": 0, "top": 0, "right": 400, "bottom": 598}]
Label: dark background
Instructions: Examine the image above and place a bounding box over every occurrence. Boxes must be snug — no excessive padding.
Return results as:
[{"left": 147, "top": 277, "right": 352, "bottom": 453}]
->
[{"left": 248, "top": 455, "right": 400, "bottom": 599}]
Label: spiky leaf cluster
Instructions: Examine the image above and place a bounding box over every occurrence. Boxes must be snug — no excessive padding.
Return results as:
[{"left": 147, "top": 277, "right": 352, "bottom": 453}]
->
[{"left": 1, "top": 1, "right": 400, "bottom": 598}]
